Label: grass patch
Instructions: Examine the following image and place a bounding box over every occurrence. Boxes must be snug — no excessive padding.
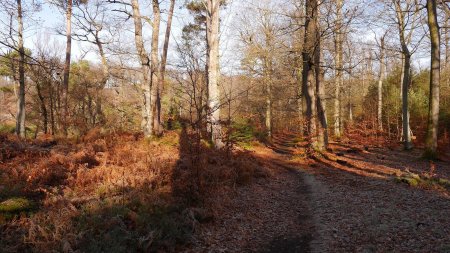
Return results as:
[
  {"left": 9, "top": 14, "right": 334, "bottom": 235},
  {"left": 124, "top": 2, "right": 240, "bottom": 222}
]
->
[
  {"left": 0, "top": 86, "right": 14, "bottom": 93},
  {"left": 0, "top": 197, "right": 36, "bottom": 224},
  {"left": 0, "top": 124, "right": 15, "bottom": 134},
  {"left": 0, "top": 197, "right": 34, "bottom": 213}
]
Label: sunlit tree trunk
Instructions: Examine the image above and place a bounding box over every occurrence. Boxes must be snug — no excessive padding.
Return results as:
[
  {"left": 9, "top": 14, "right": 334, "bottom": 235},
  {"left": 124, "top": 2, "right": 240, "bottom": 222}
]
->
[
  {"left": 62, "top": 0, "right": 73, "bottom": 134},
  {"left": 394, "top": 0, "right": 413, "bottom": 150},
  {"left": 302, "top": 0, "right": 320, "bottom": 150},
  {"left": 131, "top": 0, "right": 152, "bottom": 137},
  {"left": 424, "top": 0, "right": 440, "bottom": 157},
  {"left": 264, "top": 31, "right": 274, "bottom": 138},
  {"left": 377, "top": 34, "right": 386, "bottom": 131},
  {"left": 207, "top": 0, "right": 224, "bottom": 148},
  {"left": 15, "top": 0, "right": 25, "bottom": 138},
  {"left": 151, "top": 0, "right": 162, "bottom": 135},
  {"left": 316, "top": 44, "right": 328, "bottom": 150},
  {"left": 156, "top": 0, "right": 176, "bottom": 136},
  {"left": 445, "top": 11, "right": 449, "bottom": 87},
  {"left": 334, "top": 0, "right": 343, "bottom": 138},
  {"left": 265, "top": 76, "right": 273, "bottom": 137},
  {"left": 95, "top": 33, "right": 109, "bottom": 125},
  {"left": 401, "top": 51, "right": 412, "bottom": 149},
  {"left": 205, "top": 1, "right": 212, "bottom": 134}
]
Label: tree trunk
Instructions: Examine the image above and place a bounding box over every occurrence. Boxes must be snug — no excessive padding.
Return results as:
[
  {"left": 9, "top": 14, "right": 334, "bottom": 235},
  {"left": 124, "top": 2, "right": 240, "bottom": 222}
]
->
[
  {"left": 334, "top": 0, "right": 343, "bottom": 138},
  {"left": 377, "top": 34, "right": 386, "bottom": 131},
  {"left": 15, "top": 0, "right": 25, "bottom": 138},
  {"left": 394, "top": 0, "right": 413, "bottom": 150},
  {"left": 402, "top": 52, "right": 412, "bottom": 150},
  {"left": 265, "top": 78, "right": 273, "bottom": 137},
  {"left": 205, "top": 1, "right": 212, "bottom": 134},
  {"left": 151, "top": 0, "right": 162, "bottom": 135},
  {"left": 36, "top": 81, "right": 48, "bottom": 134},
  {"left": 424, "top": 0, "right": 440, "bottom": 157},
  {"left": 156, "top": 0, "right": 175, "bottom": 135},
  {"left": 445, "top": 11, "right": 449, "bottom": 87},
  {"left": 316, "top": 44, "right": 328, "bottom": 149},
  {"left": 207, "top": 0, "right": 224, "bottom": 148},
  {"left": 302, "top": 0, "right": 320, "bottom": 151},
  {"left": 264, "top": 38, "right": 273, "bottom": 138},
  {"left": 62, "top": 0, "right": 73, "bottom": 134},
  {"left": 94, "top": 32, "right": 109, "bottom": 125},
  {"left": 131, "top": 0, "right": 153, "bottom": 137}
]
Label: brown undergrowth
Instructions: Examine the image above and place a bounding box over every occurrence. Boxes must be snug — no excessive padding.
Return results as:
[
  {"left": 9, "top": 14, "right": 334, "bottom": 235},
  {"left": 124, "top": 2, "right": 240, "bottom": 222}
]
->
[{"left": 0, "top": 127, "right": 266, "bottom": 252}]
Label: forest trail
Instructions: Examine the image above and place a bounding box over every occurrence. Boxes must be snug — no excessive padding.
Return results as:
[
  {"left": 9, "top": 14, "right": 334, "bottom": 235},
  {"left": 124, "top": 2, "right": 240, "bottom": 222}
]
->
[
  {"left": 187, "top": 133, "right": 450, "bottom": 252},
  {"left": 186, "top": 133, "right": 318, "bottom": 252},
  {"left": 269, "top": 133, "right": 303, "bottom": 157}
]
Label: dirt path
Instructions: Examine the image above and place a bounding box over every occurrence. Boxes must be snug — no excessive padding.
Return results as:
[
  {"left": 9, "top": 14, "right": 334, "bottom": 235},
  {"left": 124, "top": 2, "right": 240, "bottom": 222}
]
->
[
  {"left": 185, "top": 136, "right": 317, "bottom": 252},
  {"left": 186, "top": 134, "right": 450, "bottom": 252}
]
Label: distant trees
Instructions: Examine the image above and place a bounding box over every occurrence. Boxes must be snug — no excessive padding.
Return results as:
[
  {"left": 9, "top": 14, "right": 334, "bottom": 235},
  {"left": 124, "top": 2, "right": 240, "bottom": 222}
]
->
[
  {"left": 239, "top": 5, "right": 278, "bottom": 138},
  {"left": 0, "top": 0, "right": 41, "bottom": 138},
  {"left": 0, "top": 0, "right": 449, "bottom": 156}
]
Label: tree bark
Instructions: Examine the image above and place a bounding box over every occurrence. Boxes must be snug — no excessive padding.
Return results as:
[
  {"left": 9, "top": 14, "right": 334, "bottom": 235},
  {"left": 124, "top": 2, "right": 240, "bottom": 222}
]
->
[
  {"left": 401, "top": 52, "right": 412, "bottom": 149},
  {"left": 265, "top": 76, "right": 273, "bottom": 137},
  {"left": 445, "top": 10, "right": 449, "bottom": 87},
  {"left": 156, "top": 0, "right": 176, "bottom": 136},
  {"left": 93, "top": 34, "right": 108, "bottom": 125},
  {"left": 264, "top": 28, "right": 274, "bottom": 138},
  {"left": 151, "top": 0, "right": 162, "bottom": 135},
  {"left": 36, "top": 80, "right": 48, "bottom": 134},
  {"left": 207, "top": 0, "right": 224, "bottom": 148},
  {"left": 377, "top": 34, "right": 386, "bottom": 131},
  {"left": 316, "top": 42, "right": 328, "bottom": 150},
  {"left": 302, "top": 0, "right": 320, "bottom": 151},
  {"left": 394, "top": 0, "right": 413, "bottom": 150},
  {"left": 15, "top": 0, "right": 25, "bottom": 138},
  {"left": 334, "top": 0, "right": 343, "bottom": 138},
  {"left": 131, "top": 0, "right": 153, "bottom": 137},
  {"left": 62, "top": 0, "right": 73, "bottom": 134},
  {"left": 424, "top": 0, "right": 440, "bottom": 157}
]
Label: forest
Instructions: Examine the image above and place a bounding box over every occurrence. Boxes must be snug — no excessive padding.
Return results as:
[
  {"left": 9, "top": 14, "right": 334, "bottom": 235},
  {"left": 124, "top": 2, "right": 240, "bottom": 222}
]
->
[{"left": 0, "top": 0, "right": 449, "bottom": 252}]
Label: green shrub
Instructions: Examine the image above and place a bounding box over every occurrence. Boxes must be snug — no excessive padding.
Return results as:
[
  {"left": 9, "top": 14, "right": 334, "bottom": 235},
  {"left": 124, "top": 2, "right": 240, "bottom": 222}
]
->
[
  {"left": 0, "top": 124, "right": 15, "bottom": 134},
  {"left": 0, "top": 197, "right": 34, "bottom": 213}
]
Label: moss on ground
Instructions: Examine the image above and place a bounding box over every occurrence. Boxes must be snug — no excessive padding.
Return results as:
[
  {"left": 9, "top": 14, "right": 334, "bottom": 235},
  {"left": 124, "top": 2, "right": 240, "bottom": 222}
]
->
[
  {"left": 395, "top": 172, "right": 450, "bottom": 191},
  {"left": 0, "top": 197, "right": 34, "bottom": 213}
]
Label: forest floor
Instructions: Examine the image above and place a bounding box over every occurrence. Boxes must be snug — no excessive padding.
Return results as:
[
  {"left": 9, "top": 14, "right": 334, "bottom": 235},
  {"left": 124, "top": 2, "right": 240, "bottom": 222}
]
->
[
  {"left": 0, "top": 130, "right": 449, "bottom": 252},
  {"left": 186, "top": 133, "right": 450, "bottom": 253}
]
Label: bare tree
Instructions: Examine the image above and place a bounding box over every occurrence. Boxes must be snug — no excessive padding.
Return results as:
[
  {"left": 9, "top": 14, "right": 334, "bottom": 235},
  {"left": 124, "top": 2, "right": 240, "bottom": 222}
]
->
[
  {"left": 130, "top": 0, "right": 153, "bottom": 137},
  {"left": 155, "top": 0, "right": 176, "bottom": 135},
  {"left": 333, "top": 0, "right": 343, "bottom": 138},
  {"left": 377, "top": 31, "right": 388, "bottom": 131},
  {"left": 392, "top": 0, "right": 420, "bottom": 150},
  {"left": 72, "top": 0, "right": 112, "bottom": 124},
  {"left": 302, "top": 0, "right": 321, "bottom": 150},
  {"left": 62, "top": 0, "right": 73, "bottom": 132},
  {"left": 206, "top": 0, "right": 224, "bottom": 148},
  {"left": 15, "top": 0, "right": 25, "bottom": 138},
  {"left": 425, "top": 0, "right": 440, "bottom": 157},
  {"left": 150, "top": 0, "right": 161, "bottom": 135}
]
